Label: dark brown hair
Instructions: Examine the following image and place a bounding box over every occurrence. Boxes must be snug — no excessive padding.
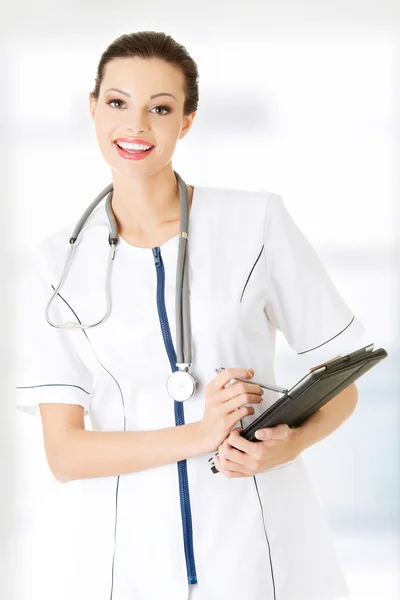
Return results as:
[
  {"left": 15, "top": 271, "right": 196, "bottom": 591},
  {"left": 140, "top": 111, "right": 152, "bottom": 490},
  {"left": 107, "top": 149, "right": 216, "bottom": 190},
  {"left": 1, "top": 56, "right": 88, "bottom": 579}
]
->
[{"left": 90, "top": 31, "right": 199, "bottom": 116}]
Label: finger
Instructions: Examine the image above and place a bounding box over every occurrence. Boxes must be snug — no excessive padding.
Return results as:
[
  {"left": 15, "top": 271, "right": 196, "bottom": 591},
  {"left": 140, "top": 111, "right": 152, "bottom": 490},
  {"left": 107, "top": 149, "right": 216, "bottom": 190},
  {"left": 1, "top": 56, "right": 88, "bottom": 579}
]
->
[
  {"left": 224, "top": 425, "right": 243, "bottom": 440},
  {"left": 211, "top": 367, "right": 254, "bottom": 395},
  {"left": 231, "top": 426, "right": 243, "bottom": 434},
  {"left": 221, "top": 442, "right": 256, "bottom": 469},
  {"left": 214, "top": 455, "right": 243, "bottom": 478},
  {"left": 255, "top": 425, "right": 290, "bottom": 441},
  {"left": 219, "top": 379, "right": 264, "bottom": 410},
  {"left": 213, "top": 454, "right": 221, "bottom": 472},
  {"left": 227, "top": 428, "right": 263, "bottom": 456},
  {"left": 219, "top": 454, "right": 256, "bottom": 476}
]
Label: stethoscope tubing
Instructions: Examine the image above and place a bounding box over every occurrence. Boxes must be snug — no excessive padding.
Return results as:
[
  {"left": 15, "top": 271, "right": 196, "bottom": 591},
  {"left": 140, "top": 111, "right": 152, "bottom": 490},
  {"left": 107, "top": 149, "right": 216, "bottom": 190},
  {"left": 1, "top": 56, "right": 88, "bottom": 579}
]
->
[{"left": 44, "top": 171, "right": 196, "bottom": 401}]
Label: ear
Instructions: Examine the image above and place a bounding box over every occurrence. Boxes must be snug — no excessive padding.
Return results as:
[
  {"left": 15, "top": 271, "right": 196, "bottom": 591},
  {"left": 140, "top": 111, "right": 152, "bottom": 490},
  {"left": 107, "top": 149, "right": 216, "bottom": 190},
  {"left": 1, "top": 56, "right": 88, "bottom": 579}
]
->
[
  {"left": 179, "top": 110, "right": 197, "bottom": 140},
  {"left": 88, "top": 93, "right": 97, "bottom": 121}
]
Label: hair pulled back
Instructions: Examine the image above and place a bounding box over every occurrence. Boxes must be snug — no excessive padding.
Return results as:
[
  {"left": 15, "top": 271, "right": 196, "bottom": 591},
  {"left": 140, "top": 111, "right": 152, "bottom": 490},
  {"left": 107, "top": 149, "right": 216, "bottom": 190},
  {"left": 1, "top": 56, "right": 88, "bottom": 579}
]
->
[{"left": 90, "top": 30, "right": 199, "bottom": 116}]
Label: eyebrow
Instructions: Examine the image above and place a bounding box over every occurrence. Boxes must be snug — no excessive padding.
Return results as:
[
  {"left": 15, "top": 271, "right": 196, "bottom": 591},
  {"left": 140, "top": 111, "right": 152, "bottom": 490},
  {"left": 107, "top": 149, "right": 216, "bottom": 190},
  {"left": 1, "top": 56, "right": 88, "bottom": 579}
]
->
[{"left": 104, "top": 88, "right": 177, "bottom": 101}]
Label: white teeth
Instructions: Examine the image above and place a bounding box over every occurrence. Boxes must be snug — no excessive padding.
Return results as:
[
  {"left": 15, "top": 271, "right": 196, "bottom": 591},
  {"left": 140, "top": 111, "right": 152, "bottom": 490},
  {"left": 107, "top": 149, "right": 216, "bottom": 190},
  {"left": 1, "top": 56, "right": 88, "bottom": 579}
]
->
[{"left": 116, "top": 141, "right": 152, "bottom": 151}]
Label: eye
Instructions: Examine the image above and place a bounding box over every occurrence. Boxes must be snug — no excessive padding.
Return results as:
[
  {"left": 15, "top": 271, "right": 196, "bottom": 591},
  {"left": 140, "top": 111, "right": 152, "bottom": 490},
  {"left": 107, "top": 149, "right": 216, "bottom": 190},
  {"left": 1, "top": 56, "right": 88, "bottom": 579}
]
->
[
  {"left": 107, "top": 99, "right": 171, "bottom": 115},
  {"left": 150, "top": 105, "right": 171, "bottom": 115},
  {"left": 107, "top": 98, "right": 126, "bottom": 109}
]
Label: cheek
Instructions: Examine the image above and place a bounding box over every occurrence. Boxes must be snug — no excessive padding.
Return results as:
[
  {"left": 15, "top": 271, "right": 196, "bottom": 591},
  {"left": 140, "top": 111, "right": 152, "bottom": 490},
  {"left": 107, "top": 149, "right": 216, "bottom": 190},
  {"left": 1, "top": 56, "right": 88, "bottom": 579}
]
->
[
  {"left": 155, "top": 128, "right": 179, "bottom": 149},
  {"left": 156, "top": 118, "right": 182, "bottom": 144},
  {"left": 92, "top": 119, "right": 111, "bottom": 147},
  {"left": 96, "top": 134, "right": 115, "bottom": 162}
]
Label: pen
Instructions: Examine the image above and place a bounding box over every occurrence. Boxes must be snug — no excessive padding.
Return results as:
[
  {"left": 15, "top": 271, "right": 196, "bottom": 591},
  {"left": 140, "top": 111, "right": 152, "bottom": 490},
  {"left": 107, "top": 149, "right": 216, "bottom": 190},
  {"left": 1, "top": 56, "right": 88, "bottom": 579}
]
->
[
  {"left": 209, "top": 368, "right": 290, "bottom": 472},
  {"left": 214, "top": 367, "right": 288, "bottom": 395}
]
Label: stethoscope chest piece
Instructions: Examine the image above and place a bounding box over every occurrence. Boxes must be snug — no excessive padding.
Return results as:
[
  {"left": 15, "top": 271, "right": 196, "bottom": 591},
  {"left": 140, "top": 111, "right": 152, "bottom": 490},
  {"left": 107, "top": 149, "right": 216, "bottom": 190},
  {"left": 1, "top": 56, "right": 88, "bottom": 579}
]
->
[
  {"left": 45, "top": 171, "right": 201, "bottom": 395},
  {"left": 166, "top": 370, "right": 198, "bottom": 401}
]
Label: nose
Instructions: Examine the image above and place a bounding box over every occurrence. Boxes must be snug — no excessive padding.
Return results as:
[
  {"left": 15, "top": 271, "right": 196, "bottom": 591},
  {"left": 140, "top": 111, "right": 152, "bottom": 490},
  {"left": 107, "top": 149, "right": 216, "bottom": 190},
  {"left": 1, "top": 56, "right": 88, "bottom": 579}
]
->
[{"left": 126, "top": 110, "right": 150, "bottom": 134}]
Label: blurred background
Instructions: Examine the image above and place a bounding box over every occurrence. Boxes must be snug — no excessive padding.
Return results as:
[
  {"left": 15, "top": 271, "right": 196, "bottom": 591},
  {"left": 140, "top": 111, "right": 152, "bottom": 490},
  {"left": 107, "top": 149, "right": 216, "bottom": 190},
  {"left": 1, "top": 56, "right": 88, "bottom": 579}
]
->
[{"left": 1, "top": 1, "right": 399, "bottom": 599}]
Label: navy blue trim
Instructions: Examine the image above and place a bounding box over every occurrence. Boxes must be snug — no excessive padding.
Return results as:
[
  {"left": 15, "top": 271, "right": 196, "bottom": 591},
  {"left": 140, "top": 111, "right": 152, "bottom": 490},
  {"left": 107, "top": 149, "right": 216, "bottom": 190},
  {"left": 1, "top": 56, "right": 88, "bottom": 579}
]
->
[
  {"left": 152, "top": 246, "right": 198, "bottom": 585},
  {"left": 240, "top": 244, "right": 264, "bottom": 302},
  {"left": 297, "top": 315, "right": 355, "bottom": 355},
  {"left": 16, "top": 383, "right": 90, "bottom": 394},
  {"left": 50, "top": 285, "right": 125, "bottom": 599}
]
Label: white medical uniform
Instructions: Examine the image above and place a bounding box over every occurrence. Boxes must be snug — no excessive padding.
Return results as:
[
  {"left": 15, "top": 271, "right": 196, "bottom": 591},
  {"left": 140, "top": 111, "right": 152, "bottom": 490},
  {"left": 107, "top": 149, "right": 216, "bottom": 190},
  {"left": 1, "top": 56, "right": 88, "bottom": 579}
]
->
[{"left": 15, "top": 184, "right": 365, "bottom": 600}]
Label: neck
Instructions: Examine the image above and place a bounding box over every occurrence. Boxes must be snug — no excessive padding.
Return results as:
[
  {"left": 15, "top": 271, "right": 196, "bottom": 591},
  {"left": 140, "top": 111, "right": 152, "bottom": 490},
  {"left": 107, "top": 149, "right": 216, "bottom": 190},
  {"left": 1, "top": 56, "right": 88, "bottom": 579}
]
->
[{"left": 110, "top": 168, "right": 192, "bottom": 237}]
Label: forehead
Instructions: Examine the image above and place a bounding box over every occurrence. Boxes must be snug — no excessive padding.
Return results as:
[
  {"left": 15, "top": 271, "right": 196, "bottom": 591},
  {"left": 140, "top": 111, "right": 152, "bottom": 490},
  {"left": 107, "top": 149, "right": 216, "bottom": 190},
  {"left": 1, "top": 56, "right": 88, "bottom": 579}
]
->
[{"left": 101, "top": 57, "right": 185, "bottom": 94}]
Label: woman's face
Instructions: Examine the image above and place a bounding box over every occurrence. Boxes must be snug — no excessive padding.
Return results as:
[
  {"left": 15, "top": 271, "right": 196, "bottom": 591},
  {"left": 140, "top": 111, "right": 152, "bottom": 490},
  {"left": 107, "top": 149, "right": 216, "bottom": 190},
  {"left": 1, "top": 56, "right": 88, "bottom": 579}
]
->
[{"left": 89, "top": 57, "right": 196, "bottom": 177}]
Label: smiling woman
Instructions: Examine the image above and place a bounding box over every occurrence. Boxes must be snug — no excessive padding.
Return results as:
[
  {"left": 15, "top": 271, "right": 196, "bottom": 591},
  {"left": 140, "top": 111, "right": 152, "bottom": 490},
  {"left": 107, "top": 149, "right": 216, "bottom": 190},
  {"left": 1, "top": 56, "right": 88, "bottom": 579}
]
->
[
  {"left": 87, "top": 32, "right": 199, "bottom": 238},
  {"left": 14, "top": 29, "right": 366, "bottom": 600}
]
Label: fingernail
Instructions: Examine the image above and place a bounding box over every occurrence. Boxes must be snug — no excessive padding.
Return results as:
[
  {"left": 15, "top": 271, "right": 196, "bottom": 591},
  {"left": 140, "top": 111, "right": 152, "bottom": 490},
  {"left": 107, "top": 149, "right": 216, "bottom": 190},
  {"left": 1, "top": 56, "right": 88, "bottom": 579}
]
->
[{"left": 256, "top": 431, "right": 265, "bottom": 440}]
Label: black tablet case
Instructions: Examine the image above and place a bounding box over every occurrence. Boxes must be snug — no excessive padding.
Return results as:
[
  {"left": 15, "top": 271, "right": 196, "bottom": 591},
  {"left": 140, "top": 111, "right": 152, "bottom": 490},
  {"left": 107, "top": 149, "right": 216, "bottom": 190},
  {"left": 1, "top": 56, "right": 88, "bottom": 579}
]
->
[{"left": 209, "top": 344, "right": 387, "bottom": 474}]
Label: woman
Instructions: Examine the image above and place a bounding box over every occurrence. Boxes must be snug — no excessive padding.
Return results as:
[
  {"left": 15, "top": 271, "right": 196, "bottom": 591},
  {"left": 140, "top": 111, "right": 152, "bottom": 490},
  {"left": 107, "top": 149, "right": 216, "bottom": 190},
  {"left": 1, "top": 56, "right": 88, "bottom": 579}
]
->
[{"left": 15, "top": 31, "right": 365, "bottom": 600}]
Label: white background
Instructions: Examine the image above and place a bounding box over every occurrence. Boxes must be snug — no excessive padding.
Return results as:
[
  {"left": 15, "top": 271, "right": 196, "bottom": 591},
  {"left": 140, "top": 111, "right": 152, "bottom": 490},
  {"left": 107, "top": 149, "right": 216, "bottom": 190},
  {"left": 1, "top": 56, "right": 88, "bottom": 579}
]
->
[{"left": 1, "top": 1, "right": 399, "bottom": 599}]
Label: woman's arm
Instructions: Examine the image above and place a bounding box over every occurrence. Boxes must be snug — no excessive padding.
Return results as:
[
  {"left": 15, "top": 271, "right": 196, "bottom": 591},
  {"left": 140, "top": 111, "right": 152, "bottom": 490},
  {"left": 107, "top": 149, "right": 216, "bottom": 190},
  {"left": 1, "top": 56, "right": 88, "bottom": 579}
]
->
[
  {"left": 39, "top": 404, "right": 207, "bottom": 483},
  {"left": 291, "top": 382, "right": 358, "bottom": 455},
  {"left": 291, "top": 354, "right": 359, "bottom": 454}
]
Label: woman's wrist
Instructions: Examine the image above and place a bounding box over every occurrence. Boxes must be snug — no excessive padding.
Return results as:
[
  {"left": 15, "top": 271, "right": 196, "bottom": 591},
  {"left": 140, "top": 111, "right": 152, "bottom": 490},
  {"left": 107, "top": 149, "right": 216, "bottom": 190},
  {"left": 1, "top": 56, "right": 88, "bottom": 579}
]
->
[
  {"left": 190, "top": 421, "right": 213, "bottom": 455},
  {"left": 289, "top": 426, "right": 307, "bottom": 458}
]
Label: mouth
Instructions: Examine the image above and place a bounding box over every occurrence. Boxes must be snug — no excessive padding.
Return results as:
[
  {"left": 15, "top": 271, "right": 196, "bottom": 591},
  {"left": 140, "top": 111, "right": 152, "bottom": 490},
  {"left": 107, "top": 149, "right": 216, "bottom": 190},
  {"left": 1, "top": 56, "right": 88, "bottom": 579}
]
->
[
  {"left": 113, "top": 141, "right": 155, "bottom": 160},
  {"left": 114, "top": 140, "right": 154, "bottom": 152}
]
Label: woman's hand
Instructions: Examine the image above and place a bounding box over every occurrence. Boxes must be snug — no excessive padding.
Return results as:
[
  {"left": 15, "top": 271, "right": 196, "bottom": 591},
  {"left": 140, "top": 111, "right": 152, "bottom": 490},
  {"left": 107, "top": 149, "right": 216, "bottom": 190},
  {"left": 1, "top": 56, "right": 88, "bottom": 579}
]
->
[
  {"left": 198, "top": 367, "right": 264, "bottom": 453},
  {"left": 213, "top": 424, "right": 299, "bottom": 477}
]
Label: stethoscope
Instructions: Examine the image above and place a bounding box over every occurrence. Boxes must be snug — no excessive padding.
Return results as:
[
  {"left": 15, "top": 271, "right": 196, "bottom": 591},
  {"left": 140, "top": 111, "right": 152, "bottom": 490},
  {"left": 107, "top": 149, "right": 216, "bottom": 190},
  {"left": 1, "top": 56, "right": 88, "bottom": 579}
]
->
[{"left": 44, "top": 170, "right": 199, "bottom": 403}]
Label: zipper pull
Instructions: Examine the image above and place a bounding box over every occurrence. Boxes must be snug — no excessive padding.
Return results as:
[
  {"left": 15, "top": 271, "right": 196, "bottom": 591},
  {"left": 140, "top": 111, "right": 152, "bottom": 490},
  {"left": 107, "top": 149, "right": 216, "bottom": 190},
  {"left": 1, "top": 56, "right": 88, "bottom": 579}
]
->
[{"left": 152, "top": 247, "right": 161, "bottom": 267}]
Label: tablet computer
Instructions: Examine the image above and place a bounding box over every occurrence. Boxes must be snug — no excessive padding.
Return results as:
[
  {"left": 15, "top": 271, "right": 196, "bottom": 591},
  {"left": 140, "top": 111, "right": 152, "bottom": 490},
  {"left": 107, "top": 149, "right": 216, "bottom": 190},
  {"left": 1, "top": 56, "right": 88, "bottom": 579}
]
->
[{"left": 208, "top": 343, "right": 387, "bottom": 473}]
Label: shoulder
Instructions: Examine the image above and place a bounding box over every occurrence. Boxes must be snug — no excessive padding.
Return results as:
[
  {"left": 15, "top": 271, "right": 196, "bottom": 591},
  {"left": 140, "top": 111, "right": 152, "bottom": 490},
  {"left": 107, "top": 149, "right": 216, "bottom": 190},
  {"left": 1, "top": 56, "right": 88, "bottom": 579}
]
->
[
  {"left": 22, "top": 202, "right": 108, "bottom": 282},
  {"left": 196, "top": 183, "right": 281, "bottom": 209},
  {"left": 195, "top": 184, "right": 285, "bottom": 242},
  {"left": 15, "top": 221, "right": 73, "bottom": 283},
  {"left": 194, "top": 184, "right": 283, "bottom": 231},
  {"left": 188, "top": 185, "right": 285, "bottom": 270}
]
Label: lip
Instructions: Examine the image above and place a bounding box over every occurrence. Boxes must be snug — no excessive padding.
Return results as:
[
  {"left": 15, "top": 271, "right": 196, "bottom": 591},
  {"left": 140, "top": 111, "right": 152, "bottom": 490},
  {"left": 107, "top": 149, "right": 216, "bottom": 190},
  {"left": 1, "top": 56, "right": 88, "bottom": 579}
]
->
[
  {"left": 114, "top": 137, "right": 155, "bottom": 147},
  {"left": 114, "top": 141, "right": 155, "bottom": 161}
]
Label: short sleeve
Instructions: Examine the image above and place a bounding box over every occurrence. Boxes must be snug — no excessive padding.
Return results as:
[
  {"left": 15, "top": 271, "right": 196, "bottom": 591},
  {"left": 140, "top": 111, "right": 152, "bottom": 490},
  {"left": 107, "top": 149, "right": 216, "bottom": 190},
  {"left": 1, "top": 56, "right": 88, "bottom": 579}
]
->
[
  {"left": 14, "top": 249, "right": 95, "bottom": 417},
  {"left": 263, "top": 194, "right": 366, "bottom": 368}
]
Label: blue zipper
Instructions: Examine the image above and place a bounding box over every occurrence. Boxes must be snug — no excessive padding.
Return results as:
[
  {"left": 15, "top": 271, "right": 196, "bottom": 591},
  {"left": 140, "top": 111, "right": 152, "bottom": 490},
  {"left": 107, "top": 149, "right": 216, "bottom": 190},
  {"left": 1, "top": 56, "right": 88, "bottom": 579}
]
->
[{"left": 152, "top": 246, "right": 198, "bottom": 585}]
